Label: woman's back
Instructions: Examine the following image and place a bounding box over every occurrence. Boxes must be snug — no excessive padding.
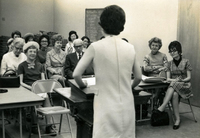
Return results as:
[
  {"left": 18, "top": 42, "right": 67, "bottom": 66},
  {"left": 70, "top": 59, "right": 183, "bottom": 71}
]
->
[{"left": 91, "top": 36, "right": 136, "bottom": 138}]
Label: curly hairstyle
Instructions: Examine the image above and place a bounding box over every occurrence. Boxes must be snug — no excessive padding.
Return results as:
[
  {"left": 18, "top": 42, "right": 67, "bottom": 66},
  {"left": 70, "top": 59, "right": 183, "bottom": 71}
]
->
[
  {"left": 38, "top": 34, "right": 50, "bottom": 48},
  {"left": 168, "top": 41, "right": 182, "bottom": 54},
  {"left": 51, "top": 34, "right": 62, "bottom": 46},
  {"left": 11, "top": 30, "right": 21, "bottom": 38},
  {"left": 99, "top": 5, "right": 125, "bottom": 35},
  {"left": 68, "top": 31, "right": 78, "bottom": 42},
  {"left": 148, "top": 37, "right": 162, "bottom": 49}
]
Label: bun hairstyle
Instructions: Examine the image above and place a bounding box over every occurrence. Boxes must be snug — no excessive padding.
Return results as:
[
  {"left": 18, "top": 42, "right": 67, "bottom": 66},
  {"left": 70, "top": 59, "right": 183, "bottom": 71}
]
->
[
  {"left": 99, "top": 5, "right": 125, "bottom": 35},
  {"left": 68, "top": 31, "right": 78, "bottom": 42},
  {"left": 148, "top": 37, "right": 162, "bottom": 49}
]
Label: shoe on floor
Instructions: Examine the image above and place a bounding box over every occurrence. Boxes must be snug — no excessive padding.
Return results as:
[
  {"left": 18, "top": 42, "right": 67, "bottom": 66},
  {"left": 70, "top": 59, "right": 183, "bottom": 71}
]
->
[{"left": 46, "top": 125, "right": 57, "bottom": 136}]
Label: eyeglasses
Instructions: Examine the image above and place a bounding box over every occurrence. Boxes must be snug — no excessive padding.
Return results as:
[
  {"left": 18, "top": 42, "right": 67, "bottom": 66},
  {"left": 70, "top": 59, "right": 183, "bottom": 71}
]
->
[
  {"left": 14, "top": 46, "right": 23, "bottom": 51},
  {"left": 169, "top": 49, "right": 177, "bottom": 53}
]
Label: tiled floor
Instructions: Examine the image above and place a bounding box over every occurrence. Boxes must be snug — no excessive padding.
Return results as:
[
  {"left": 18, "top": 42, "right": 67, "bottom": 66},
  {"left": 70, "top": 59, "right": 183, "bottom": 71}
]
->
[{"left": 1, "top": 102, "right": 200, "bottom": 138}]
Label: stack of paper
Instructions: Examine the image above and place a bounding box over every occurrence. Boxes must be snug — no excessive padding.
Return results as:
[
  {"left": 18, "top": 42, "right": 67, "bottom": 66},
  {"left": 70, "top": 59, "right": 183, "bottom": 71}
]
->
[{"left": 142, "top": 75, "right": 166, "bottom": 83}]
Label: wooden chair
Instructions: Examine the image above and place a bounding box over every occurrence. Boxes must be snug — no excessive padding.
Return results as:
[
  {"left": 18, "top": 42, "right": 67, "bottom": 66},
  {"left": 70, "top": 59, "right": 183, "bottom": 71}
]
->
[
  {"left": 167, "top": 94, "right": 197, "bottom": 123},
  {"left": 134, "top": 91, "right": 152, "bottom": 122},
  {"left": 31, "top": 79, "right": 73, "bottom": 138}
]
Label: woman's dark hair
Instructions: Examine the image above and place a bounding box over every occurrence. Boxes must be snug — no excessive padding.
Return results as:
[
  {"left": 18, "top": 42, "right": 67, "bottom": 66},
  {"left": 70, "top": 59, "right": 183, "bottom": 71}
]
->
[
  {"left": 68, "top": 31, "right": 78, "bottom": 42},
  {"left": 11, "top": 30, "right": 21, "bottom": 38},
  {"left": 24, "top": 45, "right": 38, "bottom": 54},
  {"left": 99, "top": 5, "right": 125, "bottom": 35},
  {"left": 38, "top": 34, "right": 50, "bottom": 48},
  {"left": 51, "top": 34, "right": 62, "bottom": 46},
  {"left": 168, "top": 41, "right": 182, "bottom": 54},
  {"left": 81, "top": 36, "right": 91, "bottom": 47},
  {"left": 148, "top": 37, "right": 162, "bottom": 49}
]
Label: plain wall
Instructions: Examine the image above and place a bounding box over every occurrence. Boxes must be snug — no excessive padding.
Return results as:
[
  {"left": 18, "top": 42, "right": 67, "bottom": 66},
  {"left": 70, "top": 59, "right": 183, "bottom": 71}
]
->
[
  {"left": 0, "top": 0, "right": 54, "bottom": 37},
  {"left": 54, "top": 0, "right": 178, "bottom": 65}
]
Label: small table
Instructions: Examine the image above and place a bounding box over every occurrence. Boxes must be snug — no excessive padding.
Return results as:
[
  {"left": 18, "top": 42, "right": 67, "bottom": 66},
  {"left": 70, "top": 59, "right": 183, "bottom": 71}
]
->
[
  {"left": 138, "top": 81, "right": 169, "bottom": 110},
  {"left": 0, "top": 87, "right": 44, "bottom": 138}
]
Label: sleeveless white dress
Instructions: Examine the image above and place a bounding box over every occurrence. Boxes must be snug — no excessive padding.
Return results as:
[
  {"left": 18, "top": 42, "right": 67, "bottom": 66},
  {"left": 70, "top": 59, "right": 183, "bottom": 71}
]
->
[{"left": 91, "top": 36, "right": 136, "bottom": 138}]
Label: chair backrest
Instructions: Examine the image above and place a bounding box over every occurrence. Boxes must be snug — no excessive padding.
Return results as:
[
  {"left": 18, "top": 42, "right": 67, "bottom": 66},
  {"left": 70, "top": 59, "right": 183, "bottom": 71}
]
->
[{"left": 32, "top": 79, "right": 63, "bottom": 94}]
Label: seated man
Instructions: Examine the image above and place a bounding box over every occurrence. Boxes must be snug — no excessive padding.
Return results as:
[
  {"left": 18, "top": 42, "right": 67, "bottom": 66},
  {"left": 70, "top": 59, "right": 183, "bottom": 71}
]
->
[
  {"left": 1, "top": 38, "right": 27, "bottom": 76},
  {"left": 64, "top": 39, "right": 94, "bottom": 79}
]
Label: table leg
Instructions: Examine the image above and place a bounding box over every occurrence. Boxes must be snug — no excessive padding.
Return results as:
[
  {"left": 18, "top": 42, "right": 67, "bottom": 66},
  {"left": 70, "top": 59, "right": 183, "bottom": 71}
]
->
[
  {"left": 2, "top": 110, "right": 5, "bottom": 138},
  {"left": 19, "top": 108, "right": 23, "bottom": 138}
]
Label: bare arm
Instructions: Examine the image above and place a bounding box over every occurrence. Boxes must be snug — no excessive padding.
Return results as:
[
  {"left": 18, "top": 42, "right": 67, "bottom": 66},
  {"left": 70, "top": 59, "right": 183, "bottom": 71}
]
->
[
  {"left": 132, "top": 56, "right": 142, "bottom": 88},
  {"left": 19, "top": 74, "right": 32, "bottom": 90}
]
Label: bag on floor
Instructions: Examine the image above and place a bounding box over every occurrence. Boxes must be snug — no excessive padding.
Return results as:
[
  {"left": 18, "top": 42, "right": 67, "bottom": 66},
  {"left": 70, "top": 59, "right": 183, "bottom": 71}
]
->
[{"left": 151, "top": 110, "right": 169, "bottom": 126}]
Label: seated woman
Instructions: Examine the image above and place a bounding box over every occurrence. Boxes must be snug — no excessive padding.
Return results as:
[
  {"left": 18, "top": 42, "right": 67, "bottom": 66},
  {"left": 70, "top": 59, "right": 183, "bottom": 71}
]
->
[
  {"left": 156, "top": 41, "right": 192, "bottom": 130},
  {"left": 36, "top": 34, "right": 52, "bottom": 64},
  {"left": 143, "top": 37, "right": 168, "bottom": 108},
  {"left": 46, "top": 34, "right": 67, "bottom": 86},
  {"left": 143, "top": 37, "right": 168, "bottom": 76},
  {"left": 1, "top": 38, "right": 27, "bottom": 76},
  {"left": 17, "top": 41, "right": 56, "bottom": 135},
  {"left": 65, "top": 31, "right": 78, "bottom": 55}
]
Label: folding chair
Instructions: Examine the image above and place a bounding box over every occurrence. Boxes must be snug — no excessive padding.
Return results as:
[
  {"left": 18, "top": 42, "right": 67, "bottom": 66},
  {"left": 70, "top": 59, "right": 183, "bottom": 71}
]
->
[
  {"left": 31, "top": 79, "right": 73, "bottom": 138},
  {"left": 167, "top": 94, "right": 197, "bottom": 123}
]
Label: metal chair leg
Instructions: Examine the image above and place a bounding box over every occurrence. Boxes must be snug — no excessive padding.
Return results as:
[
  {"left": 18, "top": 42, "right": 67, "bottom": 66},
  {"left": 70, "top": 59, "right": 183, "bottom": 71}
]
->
[
  {"left": 187, "top": 99, "right": 197, "bottom": 122},
  {"left": 58, "top": 114, "right": 63, "bottom": 133},
  {"left": 66, "top": 113, "right": 73, "bottom": 138}
]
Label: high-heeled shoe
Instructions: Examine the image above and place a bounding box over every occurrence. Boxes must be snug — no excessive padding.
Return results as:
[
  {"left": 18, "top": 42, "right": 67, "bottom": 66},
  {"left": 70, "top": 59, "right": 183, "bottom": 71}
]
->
[{"left": 173, "top": 120, "right": 181, "bottom": 130}]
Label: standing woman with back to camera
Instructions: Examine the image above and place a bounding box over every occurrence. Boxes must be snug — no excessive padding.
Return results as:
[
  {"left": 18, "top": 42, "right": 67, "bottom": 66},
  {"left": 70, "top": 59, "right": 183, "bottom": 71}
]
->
[{"left": 73, "top": 5, "right": 141, "bottom": 138}]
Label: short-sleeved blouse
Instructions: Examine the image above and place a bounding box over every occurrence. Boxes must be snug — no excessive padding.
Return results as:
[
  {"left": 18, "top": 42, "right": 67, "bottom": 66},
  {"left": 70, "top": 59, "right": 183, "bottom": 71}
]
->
[
  {"left": 143, "top": 51, "right": 168, "bottom": 76},
  {"left": 18, "top": 61, "right": 44, "bottom": 86}
]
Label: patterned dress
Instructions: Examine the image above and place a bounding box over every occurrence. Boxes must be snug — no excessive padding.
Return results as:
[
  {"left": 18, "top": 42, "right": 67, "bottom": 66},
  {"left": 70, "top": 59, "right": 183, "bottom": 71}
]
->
[{"left": 168, "top": 58, "right": 192, "bottom": 99}]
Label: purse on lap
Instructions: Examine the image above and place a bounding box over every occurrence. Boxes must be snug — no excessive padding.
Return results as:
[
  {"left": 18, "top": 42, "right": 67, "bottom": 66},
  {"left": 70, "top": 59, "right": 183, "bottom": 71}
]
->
[
  {"left": 151, "top": 110, "right": 169, "bottom": 126},
  {"left": 0, "top": 69, "right": 20, "bottom": 88}
]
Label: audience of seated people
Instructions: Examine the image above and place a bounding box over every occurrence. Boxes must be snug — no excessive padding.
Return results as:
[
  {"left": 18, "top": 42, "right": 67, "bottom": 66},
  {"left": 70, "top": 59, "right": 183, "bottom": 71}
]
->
[
  {"left": 64, "top": 39, "right": 94, "bottom": 79},
  {"left": 17, "top": 41, "right": 56, "bottom": 135},
  {"left": 45, "top": 34, "right": 67, "bottom": 86},
  {"left": 65, "top": 30, "right": 79, "bottom": 55},
  {"left": 0, "top": 29, "right": 195, "bottom": 134},
  {"left": 1, "top": 38, "right": 27, "bottom": 76}
]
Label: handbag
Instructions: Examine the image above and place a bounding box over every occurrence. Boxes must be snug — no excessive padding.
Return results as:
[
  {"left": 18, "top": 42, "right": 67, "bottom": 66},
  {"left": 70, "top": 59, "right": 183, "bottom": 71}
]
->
[
  {"left": 0, "top": 69, "right": 20, "bottom": 88},
  {"left": 151, "top": 110, "right": 169, "bottom": 126}
]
